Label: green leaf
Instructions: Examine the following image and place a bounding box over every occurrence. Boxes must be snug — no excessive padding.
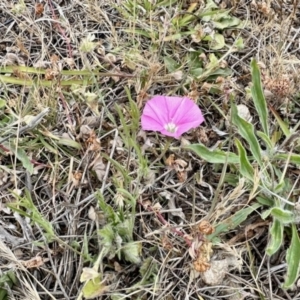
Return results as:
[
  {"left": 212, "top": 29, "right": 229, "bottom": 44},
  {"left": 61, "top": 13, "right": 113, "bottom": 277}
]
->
[
  {"left": 0, "top": 99, "right": 6, "bottom": 109},
  {"left": 57, "top": 138, "right": 82, "bottom": 149},
  {"left": 156, "top": 0, "right": 177, "bottom": 6},
  {"left": 0, "top": 271, "right": 17, "bottom": 300},
  {"left": 256, "top": 195, "right": 273, "bottom": 206},
  {"left": 185, "top": 143, "right": 239, "bottom": 164},
  {"left": 234, "top": 37, "right": 244, "bottom": 50},
  {"left": 15, "top": 148, "right": 34, "bottom": 174},
  {"left": 231, "top": 103, "right": 263, "bottom": 166},
  {"left": 208, "top": 203, "right": 261, "bottom": 241},
  {"left": 164, "top": 56, "right": 180, "bottom": 73},
  {"left": 235, "top": 138, "right": 254, "bottom": 180},
  {"left": 121, "top": 242, "right": 142, "bottom": 264},
  {"left": 273, "top": 153, "right": 300, "bottom": 165},
  {"left": 111, "top": 295, "right": 127, "bottom": 300},
  {"left": 209, "top": 33, "right": 225, "bottom": 50},
  {"left": 98, "top": 224, "right": 115, "bottom": 252},
  {"left": 269, "top": 105, "right": 290, "bottom": 137},
  {"left": 283, "top": 224, "right": 300, "bottom": 289},
  {"left": 123, "top": 28, "right": 155, "bottom": 39},
  {"left": 5, "top": 144, "right": 34, "bottom": 174},
  {"left": 207, "top": 67, "right": 232, "bottom": 79},
  {"left": 140, "top": 257, "right": 158, "bottom": 280},
  {"left": 212, "top": 16, "right": 240, "bottom": 29},
  {"left": 7, "top": 190, "right": 55, "bottom": 241},
  {"left": 262, "top": 207, "right": 294, "bottom": 224},
  {"left": 163, "top": 33, "right": 182, "bottom": 42},
  {"left": 256, "top": 131, "right": 273, "bottom": 151},
  {"left": 190, "top": 68, "right": 204, "bottom": 77},
  {"left": 266, "top": 219, "right": 284, "bottom": 256},
  {"left": 250, "top": 59, "right": 269, "bottom": 135},
  {"left": 82, "top": 274, "right": 108, "bottom": 299}
]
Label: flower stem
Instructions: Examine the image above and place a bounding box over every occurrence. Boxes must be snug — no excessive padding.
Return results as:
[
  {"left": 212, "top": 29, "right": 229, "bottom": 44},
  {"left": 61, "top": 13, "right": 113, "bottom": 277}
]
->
[{"left": 150, "top": 138, "right": 172, "bottom": 167}]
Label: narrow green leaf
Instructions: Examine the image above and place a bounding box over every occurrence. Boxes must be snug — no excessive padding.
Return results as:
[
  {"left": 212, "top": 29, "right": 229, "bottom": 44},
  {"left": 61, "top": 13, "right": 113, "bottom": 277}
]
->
[
  {"left": 185, "top": 143, "right": 239, "bottom": 164},
  {"left": 235, "top": 138, "right": 254, "bottom": 180},
  {"left": 57, "top": 138, "right": 82, "bottom": 149},
  {"left": 123, "top": 28, "right": 153, "bottom": 39},
  {"left": 269, "top": 105, "right": 290, "bottom": 137},
  {"left": 7, "top": 191, "right": 55, "bottom": 241},
  {"left": 283, "top": 224, "right": 300, "bottom": 289},
  {"left": 163, "top": 33, "right": 182, "bottom": 42},
  {"left": 250, "top": 59, "right": 269, "bottom": 135},
  {"left": 231, "top": 103, "right": 263, "bottom": 166},
  {"left": 17, "top": 148, "right": 34, "bottom": 174},
  {"left": 156, "top": 0, "right": 177, "bottom": 6},
  {"left": 6, "top": 146, "right": 34, "bottom": 174},
  {"left": 0, "top": 75, "right": 93, "bottom": 87},
  {"left": 39, "top": 136, "right": 58, "bottom": 154},
  {"left": 266, "top": 219, "right": 283, "bottom": 256},
  {"left": 273, "top": 153, "right": 300, "bottom": 166},
  {"left": 256, "top": 131, "right": 273, "bottom": 151},
  {"left": 208, "top": 203, "right": 261, "bottom": 241}
]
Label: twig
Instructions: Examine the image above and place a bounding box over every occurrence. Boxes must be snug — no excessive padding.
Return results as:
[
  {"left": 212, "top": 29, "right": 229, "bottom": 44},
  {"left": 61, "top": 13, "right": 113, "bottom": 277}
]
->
[
  {"left": 58, "top": 91, "right": 73, "bottom": 126},
  {"left": 139, "top": 200, "right": 192, "bottom": 247}
]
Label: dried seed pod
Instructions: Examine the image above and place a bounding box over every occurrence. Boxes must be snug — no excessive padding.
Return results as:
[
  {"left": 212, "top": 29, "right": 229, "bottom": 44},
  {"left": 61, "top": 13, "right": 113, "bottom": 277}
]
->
[{"left": 198, "top": 220, "right": 215, "bottom": 235}]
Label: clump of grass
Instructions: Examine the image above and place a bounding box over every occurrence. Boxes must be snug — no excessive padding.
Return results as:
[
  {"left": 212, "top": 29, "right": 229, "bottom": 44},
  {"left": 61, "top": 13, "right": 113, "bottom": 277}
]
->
[{"left": 187, "top": 59, "right": 300, "bottom": 289}]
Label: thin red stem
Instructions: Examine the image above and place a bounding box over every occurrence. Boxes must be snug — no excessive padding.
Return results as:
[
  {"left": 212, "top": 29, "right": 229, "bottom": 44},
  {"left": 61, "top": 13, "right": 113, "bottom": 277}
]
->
[{"left": 139, "top": 201, "right": 192, "bottom": 247}]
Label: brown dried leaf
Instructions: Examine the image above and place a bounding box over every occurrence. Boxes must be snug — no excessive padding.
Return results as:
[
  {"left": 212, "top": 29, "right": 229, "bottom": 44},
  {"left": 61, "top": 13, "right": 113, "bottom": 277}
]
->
[
  {"left": 165, "top": 154, "right": 175, "bottom": 167},
  {"left": 21, "top": 256, "right": 44, "bottom": 269},
  {"left": 152, "top": 202, "right": 162, "bottom": 212},
  {"left": 162, "top": 235, "right": 173, "bottom": 250},
  {"left": 35, "top": 3, "right": 44, "bottom": 16},
  {"left": 45, "top": 68, "right": 57, "bottom": 80},
  {"left": 72, "top": 171, "right": 82, "bottom": 187},
  {"left": 174, "top": 158, "right": 187, "bottom": 172},
  {"left": 88, "top": 206, "right": 97, "bottom": 221},
  {"left": 92, "top": 157, "right": 106, "bottom": 182}
]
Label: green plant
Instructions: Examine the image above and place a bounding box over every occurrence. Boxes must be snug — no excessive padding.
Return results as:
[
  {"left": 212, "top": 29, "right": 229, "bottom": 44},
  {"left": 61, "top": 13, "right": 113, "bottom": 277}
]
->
[
  {"left": 77, "top": 90, "right": 149, "bottom": 299},
  {"left": 0, "top": 271, "right": 17, "bottom": 300},
  {"left": 186, "top": 59, "right": 300, "bottom": 289}
]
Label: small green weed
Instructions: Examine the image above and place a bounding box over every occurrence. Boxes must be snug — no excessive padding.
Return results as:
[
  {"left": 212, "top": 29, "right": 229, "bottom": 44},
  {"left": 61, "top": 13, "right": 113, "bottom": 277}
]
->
[{"left": 186, "top": 59, "right": 300, "bottom": 288}]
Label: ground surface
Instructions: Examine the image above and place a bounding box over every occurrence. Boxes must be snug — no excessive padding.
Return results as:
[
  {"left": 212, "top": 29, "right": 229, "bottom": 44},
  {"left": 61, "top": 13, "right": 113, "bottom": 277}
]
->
[{"left": 1, "top": 0, "right": 300, "bottom": 299}]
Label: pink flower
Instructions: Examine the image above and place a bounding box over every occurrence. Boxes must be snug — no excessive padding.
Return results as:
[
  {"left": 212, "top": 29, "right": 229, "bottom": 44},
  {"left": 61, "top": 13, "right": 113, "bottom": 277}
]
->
[{"left": 141, "top": 95, "right": 204, "bottom": 138}]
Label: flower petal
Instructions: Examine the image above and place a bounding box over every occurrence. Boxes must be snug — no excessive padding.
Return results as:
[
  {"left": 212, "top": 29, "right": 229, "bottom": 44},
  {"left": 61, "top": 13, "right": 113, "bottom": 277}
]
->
[
  {"left": 141, "top": 115, "right": 164, "bottom": 131},
  {"left": 141, "top": 95, "right": 204, "bottom": 138},
  {"left": 163, "top": 96, "right": 187, "bottom": 121},
  {"left": 141, "top": 96, "right": 168, "bottom": 127}
]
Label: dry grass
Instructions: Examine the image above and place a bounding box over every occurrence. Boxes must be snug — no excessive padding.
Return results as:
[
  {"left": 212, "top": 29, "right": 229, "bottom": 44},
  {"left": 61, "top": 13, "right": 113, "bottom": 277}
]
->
[{"left": 1, "top": 0, "right": 300, "bottom": 299}]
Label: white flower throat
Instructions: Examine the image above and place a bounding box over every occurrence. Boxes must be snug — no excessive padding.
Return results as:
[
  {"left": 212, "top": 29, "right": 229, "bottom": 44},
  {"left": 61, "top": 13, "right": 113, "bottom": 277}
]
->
[{"left": 164, "top": 122, "right": 178, "bottom": 133}]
